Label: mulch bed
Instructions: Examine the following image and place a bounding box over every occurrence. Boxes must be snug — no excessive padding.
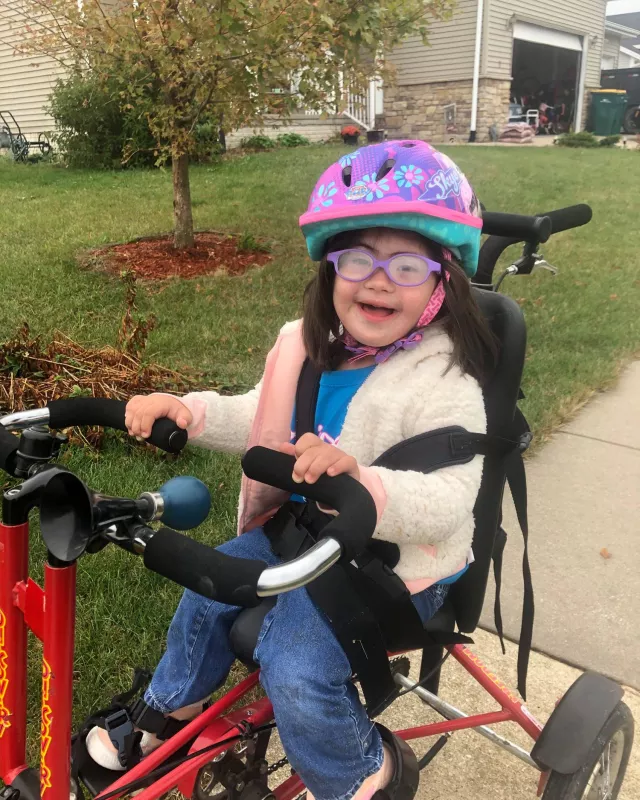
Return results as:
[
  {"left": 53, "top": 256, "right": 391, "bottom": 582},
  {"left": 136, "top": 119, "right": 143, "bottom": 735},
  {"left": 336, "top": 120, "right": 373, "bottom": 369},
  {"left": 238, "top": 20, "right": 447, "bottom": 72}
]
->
[{"left": 87, "top": 232, "right": 272, "bottom": 281}]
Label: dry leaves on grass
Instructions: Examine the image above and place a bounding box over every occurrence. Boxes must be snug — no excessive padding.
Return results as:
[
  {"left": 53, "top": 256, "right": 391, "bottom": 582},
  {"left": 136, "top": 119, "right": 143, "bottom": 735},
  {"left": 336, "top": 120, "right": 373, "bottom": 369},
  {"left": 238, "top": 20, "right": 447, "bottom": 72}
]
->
[{"left": 0, "top": 273, "right": 199, "bottom": 448}]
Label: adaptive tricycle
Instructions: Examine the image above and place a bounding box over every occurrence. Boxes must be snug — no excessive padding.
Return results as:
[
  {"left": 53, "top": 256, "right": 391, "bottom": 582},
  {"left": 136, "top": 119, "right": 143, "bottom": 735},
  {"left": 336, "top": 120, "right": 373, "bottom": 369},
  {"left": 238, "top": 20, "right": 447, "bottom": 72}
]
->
[{"left": 0, "top": 205, "right": 633, "bottom": 800}]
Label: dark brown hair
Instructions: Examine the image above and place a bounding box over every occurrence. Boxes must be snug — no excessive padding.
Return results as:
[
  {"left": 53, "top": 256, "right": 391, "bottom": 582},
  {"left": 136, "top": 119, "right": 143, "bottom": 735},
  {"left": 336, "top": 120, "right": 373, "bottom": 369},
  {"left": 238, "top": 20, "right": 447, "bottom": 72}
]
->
[{"left": 302, "top": 231, "right": 498, "bottom": 384}]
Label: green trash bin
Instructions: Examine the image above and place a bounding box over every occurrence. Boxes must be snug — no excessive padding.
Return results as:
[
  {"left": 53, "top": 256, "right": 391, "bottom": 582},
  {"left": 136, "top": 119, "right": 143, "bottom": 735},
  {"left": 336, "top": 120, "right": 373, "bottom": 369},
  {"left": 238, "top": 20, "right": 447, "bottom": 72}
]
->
[{"left": 589, "top": 90, "right": 628, "bottom": 135}]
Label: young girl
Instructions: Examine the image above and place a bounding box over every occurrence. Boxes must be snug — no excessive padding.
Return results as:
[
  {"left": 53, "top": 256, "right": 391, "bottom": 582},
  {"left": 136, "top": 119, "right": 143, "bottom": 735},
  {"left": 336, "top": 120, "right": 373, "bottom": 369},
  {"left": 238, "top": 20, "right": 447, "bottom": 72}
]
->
[{"left": 87, "top": 140, "right": 494, "bottom": 800}]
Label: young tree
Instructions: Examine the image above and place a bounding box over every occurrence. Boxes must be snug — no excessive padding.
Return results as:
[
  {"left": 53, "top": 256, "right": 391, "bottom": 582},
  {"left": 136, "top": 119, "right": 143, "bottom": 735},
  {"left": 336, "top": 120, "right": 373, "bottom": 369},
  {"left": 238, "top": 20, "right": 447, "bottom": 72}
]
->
[{"left": 16, "top": 0, "right": 453, "bottom": 248}]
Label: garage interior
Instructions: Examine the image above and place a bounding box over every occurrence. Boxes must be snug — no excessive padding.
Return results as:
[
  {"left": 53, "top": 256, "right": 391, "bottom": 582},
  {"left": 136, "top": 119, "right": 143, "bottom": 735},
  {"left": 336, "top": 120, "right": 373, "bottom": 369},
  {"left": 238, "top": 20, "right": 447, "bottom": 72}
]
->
[{"left": 509, "top": 22, "right": 583, "bottom": 134}]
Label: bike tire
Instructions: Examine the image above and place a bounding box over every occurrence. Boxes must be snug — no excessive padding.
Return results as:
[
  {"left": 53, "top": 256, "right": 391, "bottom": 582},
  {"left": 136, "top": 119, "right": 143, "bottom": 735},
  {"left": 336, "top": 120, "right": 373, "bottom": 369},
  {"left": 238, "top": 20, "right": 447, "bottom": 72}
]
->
[{"left": 541, "top": 701, "right": 634, "bottom": 800}]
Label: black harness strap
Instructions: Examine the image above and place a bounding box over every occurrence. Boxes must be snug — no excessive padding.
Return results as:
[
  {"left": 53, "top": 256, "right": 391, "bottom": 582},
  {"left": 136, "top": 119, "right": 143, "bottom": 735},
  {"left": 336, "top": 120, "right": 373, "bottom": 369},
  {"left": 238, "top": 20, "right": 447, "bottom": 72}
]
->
[
  {"left": 492, "top": 525, "right": 508, "bottom": 655},
  {"left": 294, "top": 356, "right": 321, "bottom": 442},
  {"left": 264, "top": 503, "right": 401, "bottom": 717},
  {"left": 504, "top": 420, "right": 534, "bottom": 701}
]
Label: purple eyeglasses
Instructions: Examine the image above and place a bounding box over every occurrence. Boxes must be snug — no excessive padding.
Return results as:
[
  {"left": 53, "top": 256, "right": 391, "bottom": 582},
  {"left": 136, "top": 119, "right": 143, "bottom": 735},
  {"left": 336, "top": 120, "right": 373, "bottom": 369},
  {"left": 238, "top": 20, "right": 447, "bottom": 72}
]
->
[{"left": 327, "top": 248, "right": 442, "bottom": 287}]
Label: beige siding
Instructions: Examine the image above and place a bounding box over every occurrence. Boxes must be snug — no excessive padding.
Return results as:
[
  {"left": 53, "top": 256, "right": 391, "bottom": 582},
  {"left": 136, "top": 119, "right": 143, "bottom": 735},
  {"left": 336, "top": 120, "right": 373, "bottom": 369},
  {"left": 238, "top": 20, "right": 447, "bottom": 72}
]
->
[
  {"left": 388, "top": 0, "right": 478, "bottom": 86},
  {"left": 226, "top": 113, "right": 346, "bottom": 148},
  {"left": 486, "top": 0, "right": 607, "bottom": 87},
  {"left": 0, "top": 1, "right": 65, "bottom": 138},
  {"left": 602, "top": 33, "right": 621, "bottom": 69}
]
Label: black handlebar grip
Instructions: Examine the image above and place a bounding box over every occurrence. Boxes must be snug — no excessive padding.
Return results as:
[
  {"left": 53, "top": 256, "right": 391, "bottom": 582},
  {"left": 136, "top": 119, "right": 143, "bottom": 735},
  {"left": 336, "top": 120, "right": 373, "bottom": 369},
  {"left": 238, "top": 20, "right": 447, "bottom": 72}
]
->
[
  {"left": 481, "top": 212, "right": 552, "bottom": 244},
  {"left": 47, "top": 397, "right": 188, "bottom": 454},
  {"left": 538, "top": 204, "right": 593, "bottom": 235},
  {"left": 0, "top": 427, "right": 19, "bottom": 476},
  {"left": 143, "top": 526, "right": 266, "bottom": 607},
  {"left": 242, "top": 446, "right": 378, "bottom": 561}
]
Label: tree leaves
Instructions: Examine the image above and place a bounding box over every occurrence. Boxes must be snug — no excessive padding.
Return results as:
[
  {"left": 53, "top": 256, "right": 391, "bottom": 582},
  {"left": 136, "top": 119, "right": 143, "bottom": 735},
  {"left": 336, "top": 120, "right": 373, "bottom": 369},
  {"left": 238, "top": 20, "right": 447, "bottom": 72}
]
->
[
  {"left": 16, "top": 0, "right": 453, "bottom": 241},
  {"left": 19, "top": 0, "right": 453, "bottom": 160}
]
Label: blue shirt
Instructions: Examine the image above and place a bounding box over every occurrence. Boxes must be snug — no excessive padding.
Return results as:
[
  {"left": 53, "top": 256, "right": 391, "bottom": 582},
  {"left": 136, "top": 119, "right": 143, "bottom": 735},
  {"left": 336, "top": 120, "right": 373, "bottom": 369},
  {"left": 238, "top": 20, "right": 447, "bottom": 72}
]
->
[{"left": 290, "top": 365, "right": 375, "bottom": 502}]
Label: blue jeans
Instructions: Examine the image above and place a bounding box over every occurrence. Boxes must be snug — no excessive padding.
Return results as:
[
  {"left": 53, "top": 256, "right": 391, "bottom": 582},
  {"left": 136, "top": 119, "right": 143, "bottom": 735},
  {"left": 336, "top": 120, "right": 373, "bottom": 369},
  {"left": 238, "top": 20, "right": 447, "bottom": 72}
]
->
[{"left": 145, "top": 528, "right": 448, "bottom": 800}]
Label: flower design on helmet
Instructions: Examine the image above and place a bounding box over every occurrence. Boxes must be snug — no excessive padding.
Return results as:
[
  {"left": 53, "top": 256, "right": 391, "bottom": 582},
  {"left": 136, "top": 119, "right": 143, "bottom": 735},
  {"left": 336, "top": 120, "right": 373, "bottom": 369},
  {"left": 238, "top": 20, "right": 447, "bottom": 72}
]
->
[
  {"left": 311, "top": 181, "right": 338, "bottom": 212},
  {"left": 355, "top": 172, "right": 390, "bottom": 202},
  {"left": 339, "top": 151, "right": 360, "bottom": 167},
  {"left": 393, "top": 164, "right": 424, "bottom": 188}
]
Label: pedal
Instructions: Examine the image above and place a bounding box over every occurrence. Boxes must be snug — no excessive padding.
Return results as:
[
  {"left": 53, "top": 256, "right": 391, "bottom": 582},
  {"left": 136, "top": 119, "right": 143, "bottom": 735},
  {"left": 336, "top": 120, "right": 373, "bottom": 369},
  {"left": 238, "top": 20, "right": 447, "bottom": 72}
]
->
[
  {"left": 78, "top": 759, "right": 127, "bottom": 797},
  {"left": 0, "top": 788, "right": 20, "bottom": 800},
  {"left": 77, "top": 737, "right": 197, "bottom": 797}
]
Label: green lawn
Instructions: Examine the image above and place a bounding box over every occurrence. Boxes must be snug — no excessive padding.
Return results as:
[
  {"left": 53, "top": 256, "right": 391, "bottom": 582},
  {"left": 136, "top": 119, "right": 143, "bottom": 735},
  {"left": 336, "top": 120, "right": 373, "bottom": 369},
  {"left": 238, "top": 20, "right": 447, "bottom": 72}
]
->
[{"left": 1, "top": 144, "right": 639, "bottom": 752}]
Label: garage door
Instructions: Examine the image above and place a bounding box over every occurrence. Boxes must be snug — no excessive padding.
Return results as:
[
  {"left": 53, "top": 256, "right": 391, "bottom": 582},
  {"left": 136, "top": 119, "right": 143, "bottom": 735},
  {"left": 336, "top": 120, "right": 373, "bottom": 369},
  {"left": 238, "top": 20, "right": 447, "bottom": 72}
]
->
[{"left": 513, "top": 20, "right": 583, "bottom": 52}]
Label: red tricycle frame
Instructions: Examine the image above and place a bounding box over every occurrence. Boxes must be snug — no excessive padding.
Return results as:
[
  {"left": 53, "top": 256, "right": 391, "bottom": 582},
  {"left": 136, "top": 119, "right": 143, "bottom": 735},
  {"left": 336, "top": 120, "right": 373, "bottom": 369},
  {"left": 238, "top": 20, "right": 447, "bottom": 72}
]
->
[{"left": 0, "top": 517, "right": 548, "bottom": 800}]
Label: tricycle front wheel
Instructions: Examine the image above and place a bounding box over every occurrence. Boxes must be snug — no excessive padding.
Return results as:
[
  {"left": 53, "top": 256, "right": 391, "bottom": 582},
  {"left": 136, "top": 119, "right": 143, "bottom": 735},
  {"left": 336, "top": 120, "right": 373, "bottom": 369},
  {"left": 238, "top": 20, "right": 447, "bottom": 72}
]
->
[{"left": 542, "top": 701, "right": 634, "bottom": 800}]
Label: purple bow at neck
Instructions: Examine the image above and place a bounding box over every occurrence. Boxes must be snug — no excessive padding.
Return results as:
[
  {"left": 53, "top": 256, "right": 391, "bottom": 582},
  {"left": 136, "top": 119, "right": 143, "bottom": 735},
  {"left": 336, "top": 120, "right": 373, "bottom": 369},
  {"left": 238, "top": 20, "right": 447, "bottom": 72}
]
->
[{"left": 343, "top": 331, "right": 424, "bottom": 364}]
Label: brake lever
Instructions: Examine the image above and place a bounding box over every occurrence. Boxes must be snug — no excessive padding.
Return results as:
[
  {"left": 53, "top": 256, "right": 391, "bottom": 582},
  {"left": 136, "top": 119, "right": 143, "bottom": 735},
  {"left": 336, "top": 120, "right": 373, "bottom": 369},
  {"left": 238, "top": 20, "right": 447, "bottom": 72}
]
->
[{"left": 531, "top": 258, "right": 558, "bottom": 276}]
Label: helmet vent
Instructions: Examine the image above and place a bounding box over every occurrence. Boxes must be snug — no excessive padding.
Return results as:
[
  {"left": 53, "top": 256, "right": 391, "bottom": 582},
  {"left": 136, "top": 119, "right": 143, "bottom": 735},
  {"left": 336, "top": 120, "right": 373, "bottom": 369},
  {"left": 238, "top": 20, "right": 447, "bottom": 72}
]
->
[
  {"left": 341, "top": 165, "right": 353, "bottom": 187},
  {"left": 376, "top": 158, "right": 395, "bottom": 181},
  {"left": 401, "top": 142, "right": 416, "bottom": 147}
]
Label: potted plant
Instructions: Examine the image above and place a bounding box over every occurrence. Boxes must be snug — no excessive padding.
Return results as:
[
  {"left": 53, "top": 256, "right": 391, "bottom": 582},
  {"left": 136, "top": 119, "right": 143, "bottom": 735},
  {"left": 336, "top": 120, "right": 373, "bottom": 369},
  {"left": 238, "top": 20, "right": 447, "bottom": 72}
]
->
[{"left": 341, "top": 124, "right": 361, "bottom": 145}]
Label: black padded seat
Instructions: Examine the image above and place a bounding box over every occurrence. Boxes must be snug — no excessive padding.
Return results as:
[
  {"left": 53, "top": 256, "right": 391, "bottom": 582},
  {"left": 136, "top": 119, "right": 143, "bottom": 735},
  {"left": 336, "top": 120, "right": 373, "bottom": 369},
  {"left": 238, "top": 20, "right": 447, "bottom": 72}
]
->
[
  {"left": 230, "top": 597, "right": 276, "bottom": 666},
  {"left": 229, "top": 596, "right": 456, "bottom": 668}
]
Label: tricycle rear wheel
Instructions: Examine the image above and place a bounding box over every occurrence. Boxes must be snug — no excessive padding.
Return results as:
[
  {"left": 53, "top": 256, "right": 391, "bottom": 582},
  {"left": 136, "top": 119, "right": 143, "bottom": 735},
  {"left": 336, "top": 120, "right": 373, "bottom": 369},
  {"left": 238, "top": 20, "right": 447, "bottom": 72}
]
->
[{"left": 542, "top": 701, "right": 633, "bottom": 800}]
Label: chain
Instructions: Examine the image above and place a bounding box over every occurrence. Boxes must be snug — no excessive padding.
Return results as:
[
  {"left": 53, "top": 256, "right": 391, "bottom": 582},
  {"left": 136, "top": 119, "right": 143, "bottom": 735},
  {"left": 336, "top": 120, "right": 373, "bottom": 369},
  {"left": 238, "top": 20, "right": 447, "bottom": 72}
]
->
[{"left": 267, "top": 756, "right": 289, "bottom": 776}]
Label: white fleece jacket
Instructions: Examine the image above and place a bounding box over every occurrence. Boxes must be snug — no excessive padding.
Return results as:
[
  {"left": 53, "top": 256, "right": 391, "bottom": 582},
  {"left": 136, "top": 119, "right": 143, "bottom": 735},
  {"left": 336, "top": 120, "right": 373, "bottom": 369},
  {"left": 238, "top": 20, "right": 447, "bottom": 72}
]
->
[{"left": 179, "top": 320, "right": 487, "bottom": 586}]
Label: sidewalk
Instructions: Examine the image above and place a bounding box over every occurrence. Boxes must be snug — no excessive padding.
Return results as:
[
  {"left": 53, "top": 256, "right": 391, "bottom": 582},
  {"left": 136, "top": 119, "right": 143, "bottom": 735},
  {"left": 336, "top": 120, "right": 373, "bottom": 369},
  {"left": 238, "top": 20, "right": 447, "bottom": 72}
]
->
[{"left": 480, "top": 360, "right": 640, "bottom": 688}]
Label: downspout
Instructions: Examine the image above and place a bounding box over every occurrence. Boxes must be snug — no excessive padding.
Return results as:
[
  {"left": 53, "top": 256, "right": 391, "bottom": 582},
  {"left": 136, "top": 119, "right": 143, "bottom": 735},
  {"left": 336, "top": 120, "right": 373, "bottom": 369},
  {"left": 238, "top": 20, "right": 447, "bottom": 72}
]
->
[
  {"left": 574, "top": 36, "right": 589, "bottom": 133},
  {"left": 469, "top": 0, "right": 485, "bottom": 142}
]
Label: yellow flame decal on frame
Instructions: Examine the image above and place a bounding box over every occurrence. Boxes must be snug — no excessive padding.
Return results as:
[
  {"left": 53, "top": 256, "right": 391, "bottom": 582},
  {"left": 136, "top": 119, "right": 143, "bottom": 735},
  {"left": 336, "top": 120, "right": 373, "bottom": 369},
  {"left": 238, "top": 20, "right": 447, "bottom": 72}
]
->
[
  {"left": 41, "top": 659, "right": 53, "bottom": 795},
  {"left": 462, "top": 646, "right": 522, "bottom": 706},
  {"left": 0, "top": 609, "right": 10, "bottom": 739}
]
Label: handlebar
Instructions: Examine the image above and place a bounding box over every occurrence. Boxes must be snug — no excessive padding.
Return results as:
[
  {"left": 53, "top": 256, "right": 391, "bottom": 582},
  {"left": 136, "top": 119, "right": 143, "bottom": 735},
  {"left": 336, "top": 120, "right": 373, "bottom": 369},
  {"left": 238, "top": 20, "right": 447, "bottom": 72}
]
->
[
  {"left": 142, "top": 525, "right": 343, "bottom": 605},
  {"left": 476, "top": 204, "right": 593, "bottom": 286},
  {"left": 242, "top": 446, "right": 377, "bottom": 561},
  {"left": 481, "top": 211, "right": 552, "bottom": 243},
  {"left": 543, "top": 204, "right": 593, "bottom": 235},
  {"left": 0, "top": 398, "right": 187, "bottom": 475},
  {"left": 140, "top": 446, "right": 378, "bottom": 605}
]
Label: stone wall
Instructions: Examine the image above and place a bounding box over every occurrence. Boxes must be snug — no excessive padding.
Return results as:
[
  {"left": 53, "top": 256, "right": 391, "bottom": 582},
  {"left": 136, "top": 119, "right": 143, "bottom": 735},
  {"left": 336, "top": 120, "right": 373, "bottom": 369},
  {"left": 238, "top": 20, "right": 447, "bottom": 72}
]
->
[
  {"left": 477, "top": 79, "right": 512, "bottom": 140},
  {"left": 383, "top": 79, "right": 474, "bottom": 143},
  {"left": 382, "top": 78, "right": 511, "bottom": 143}
]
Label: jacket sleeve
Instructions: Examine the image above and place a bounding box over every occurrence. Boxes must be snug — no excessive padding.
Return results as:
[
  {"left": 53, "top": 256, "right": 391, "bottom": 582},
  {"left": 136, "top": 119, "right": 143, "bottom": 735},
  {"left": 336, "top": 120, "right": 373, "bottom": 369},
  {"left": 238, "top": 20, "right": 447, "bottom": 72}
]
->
[
  {"left": 179, "top": 380, "right": 263, "bottom": 454},
  {"left": 358, "top": 360, "right": 486, "bottom": 548}
]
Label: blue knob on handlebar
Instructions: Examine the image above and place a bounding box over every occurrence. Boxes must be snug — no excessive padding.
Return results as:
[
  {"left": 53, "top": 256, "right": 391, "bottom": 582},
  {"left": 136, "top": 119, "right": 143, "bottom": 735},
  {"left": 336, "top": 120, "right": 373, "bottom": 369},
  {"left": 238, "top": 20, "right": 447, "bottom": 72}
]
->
[{"left": 157, "top": 476, "right": 211, "bottom": 530}]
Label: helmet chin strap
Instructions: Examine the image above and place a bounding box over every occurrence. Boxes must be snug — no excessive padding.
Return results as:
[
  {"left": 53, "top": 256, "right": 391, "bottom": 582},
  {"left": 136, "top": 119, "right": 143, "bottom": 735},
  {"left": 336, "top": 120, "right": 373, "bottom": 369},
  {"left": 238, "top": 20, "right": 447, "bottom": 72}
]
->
[{"left": 343, "top": 278, "right": 447, "bottom": 365}]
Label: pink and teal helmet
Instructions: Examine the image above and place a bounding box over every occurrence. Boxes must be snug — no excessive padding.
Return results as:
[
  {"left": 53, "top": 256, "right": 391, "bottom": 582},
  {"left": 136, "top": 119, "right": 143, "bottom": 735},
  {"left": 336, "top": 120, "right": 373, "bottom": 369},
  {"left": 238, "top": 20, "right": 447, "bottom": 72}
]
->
[{"left": 299, "top": 139, "right": 483, "bottom": 277}]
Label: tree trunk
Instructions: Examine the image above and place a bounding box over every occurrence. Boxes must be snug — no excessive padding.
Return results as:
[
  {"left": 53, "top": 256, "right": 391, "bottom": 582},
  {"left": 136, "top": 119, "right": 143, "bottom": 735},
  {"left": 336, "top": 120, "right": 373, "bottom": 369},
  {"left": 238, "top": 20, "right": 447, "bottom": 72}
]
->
[{"left": 172, "top": 153, "right": 194, "bottom": 249}]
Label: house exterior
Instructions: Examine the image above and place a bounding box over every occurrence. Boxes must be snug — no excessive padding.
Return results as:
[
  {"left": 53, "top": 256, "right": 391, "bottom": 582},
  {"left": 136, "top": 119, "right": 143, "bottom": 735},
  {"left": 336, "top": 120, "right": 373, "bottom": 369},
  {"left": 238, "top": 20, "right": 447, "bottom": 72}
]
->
[
  {"left": 4, "top": 0, "right": 637, "bottom": 150},
  {"left": 382, "top": 0, "right": 617, "bottom": 142},
  {"left": 0, "top": 1, "right": 64, "bottom": 139},
  {"left": 0, "top": 0, "right": 377, "bottom": 150},
  {"left": 602, "top": 10, "right": 640, "bottom": 68}
]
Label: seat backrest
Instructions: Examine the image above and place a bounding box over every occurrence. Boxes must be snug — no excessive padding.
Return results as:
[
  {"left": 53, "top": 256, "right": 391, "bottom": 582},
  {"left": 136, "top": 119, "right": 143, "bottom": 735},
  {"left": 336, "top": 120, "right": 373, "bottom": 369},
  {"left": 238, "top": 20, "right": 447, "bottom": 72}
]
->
[{"left": 448, "top": 288, "right": 527, "bottom": 632}]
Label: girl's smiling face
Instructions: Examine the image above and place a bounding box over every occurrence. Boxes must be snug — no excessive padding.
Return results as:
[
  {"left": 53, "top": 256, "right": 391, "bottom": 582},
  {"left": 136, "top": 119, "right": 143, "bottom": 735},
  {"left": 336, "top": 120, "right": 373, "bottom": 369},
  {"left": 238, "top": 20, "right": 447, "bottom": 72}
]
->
[{"left": 332, "top": 228, "right": 439, "bottom": 347}]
